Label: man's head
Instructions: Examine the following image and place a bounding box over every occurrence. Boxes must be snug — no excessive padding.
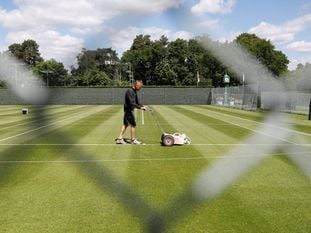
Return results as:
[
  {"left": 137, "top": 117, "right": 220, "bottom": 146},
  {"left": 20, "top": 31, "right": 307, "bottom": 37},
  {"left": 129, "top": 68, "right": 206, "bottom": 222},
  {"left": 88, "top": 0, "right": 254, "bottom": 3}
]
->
[{"left": 133, "top": 80, "right": 144, "bottom": 91}]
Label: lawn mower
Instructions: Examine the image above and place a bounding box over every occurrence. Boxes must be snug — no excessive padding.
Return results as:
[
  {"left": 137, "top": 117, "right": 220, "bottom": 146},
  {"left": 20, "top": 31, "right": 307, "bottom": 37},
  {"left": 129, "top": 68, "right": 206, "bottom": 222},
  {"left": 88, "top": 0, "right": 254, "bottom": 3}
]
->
[
  {"left": 148, "top": 108, "right": 191, "bottom": 146},
  {"left": 161, "top": 132, "right": 191, "bottom": 146}
]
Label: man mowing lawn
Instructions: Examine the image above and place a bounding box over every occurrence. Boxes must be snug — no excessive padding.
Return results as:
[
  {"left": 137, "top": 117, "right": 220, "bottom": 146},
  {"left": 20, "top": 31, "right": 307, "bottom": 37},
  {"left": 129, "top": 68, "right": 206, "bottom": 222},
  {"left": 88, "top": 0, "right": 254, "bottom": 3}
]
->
[{"left": 116, "top": 80, "right": 147, "bottom": 144}]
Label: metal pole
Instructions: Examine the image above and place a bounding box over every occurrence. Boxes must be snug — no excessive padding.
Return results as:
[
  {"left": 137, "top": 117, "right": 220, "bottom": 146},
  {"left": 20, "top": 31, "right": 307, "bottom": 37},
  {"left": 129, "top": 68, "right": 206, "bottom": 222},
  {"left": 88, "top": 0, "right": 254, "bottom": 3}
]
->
[
  {"left": 242, "top": 72, "right": 245, "bottom": 109},
  {"left": 308, "top": 97, "right": 311, "bottom": 120},
  {"left": 224, "top": 85, "right": 228, "bottom": 106},
  {"left": 223, "top": 74, "right": 230, "bottom": 107},
  {"left": 15, "top": 63, "right": 18, "bottom": 88}
]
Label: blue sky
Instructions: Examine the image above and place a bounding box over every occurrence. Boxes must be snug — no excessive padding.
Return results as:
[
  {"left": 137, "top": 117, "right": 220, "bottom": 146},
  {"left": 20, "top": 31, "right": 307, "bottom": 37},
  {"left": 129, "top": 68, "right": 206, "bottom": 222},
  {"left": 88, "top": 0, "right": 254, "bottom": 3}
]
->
[{"left": 0, "top": 0, "right": 310, "bottom": 70}]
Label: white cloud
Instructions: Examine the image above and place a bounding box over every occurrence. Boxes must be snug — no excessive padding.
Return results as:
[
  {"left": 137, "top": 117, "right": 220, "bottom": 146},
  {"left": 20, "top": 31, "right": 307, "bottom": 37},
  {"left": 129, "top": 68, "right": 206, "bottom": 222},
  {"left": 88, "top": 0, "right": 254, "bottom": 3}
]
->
[
  {"left": 0, "top": 0, "right": 182, "bottom": 30},
  {"left": 143, "top": 27, "right": 171, "bottom": 39},
  {"left": 110, "top": 26, "right": 170, "bottom": 53},
  {"left": 299, "top": 2, "right": 311, "bottom": 15},
  {"left": 288, "top": 56, "right": 311, "bottom": 70},
  {"left": 249, "top": 14, "right": 311, "bottom": 44},
  {"left": 197, "top": 19, "right": 220, "bottom": 30},
  {"left": 0, "top": 45, "right": 6, "bottom": 52},
  {"left": 191, "top": 0, "right": 236, "bottom": 16},
  {"left": 249, "top": 22, "right": 294, "bottom": 44},
  {"left": 0, "top": 1, "right": 107, "bottom": 30},
  {"left": 70, "top": 26, "right": 103, "bottom": 35},
  {"left": 286, "top": 41, "right": 311, "bottom": 52},
  {"left": 171, "top": 30, "right": 194, "bottom": 40},
  {"left": 110, "top": 0, "right": 182, "bottom": 14},
  {"left": 0, "top": 0, "right": 182, "bottom": 66},
  {"left": 110, "top": 26, "right": 193, "bottom": 56},
  {"left": 110, "top": 27, "right": 139, "bottom": 53},
  {"left": 6, "top": 29, "right": 84, "bottom": 68},
  {"left": 218, "top": 31, "right": 241, "bottom": 43},
  {"left": 247, "top": 14, "right": 311, "bottom": 70}
]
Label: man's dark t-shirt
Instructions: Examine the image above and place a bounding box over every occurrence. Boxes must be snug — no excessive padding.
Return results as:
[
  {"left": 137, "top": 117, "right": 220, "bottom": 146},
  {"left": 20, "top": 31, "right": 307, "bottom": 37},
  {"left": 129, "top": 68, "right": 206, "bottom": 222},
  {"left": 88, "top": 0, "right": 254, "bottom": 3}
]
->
[
  {"left": 123, "top": 87, "right": 142, "bottom": 127},
  {"left": 124, "top": 88, "right": 142, "bottom": 112}
]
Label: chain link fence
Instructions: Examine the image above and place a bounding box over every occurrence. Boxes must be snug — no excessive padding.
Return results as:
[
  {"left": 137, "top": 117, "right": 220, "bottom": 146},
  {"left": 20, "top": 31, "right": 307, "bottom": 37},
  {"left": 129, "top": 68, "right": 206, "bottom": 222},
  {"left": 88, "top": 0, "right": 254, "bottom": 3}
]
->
[
  {"left": 0, "top": 87, "right": 212, "bottom": 105},
  {"left": 1, "top": 86, "right": 310, "bottom": 115},
  {"left": 211, "top": 86, "right": 310, "bottom": 115},
  {"left": 261, "top": 91, "right": 311, "bottom": 114},
  {"left": 0, "top": 85, "right": 311, "bottom": 114},
  {"left": 210, "top": 84, "right": 259, "bottom": 110},
  {"left": 1, "top": 47, "right": 311, "bottom": 233}
]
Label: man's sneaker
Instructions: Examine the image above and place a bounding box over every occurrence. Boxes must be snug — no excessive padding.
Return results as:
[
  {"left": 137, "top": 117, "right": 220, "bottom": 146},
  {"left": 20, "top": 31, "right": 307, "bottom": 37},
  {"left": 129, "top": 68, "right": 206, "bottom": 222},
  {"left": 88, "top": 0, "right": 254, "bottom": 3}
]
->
[
  {"left": 116, "top": 138, "right": 126, "bottom": 144},
  {"left": 131, "top": 139, "right": 143, "bottom": 144}
]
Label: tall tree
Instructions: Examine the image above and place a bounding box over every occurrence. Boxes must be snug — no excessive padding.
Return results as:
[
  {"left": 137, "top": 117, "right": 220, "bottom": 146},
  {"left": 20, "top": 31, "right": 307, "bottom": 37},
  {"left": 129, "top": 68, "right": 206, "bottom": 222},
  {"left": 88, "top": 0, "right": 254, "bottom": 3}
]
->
[
  {"left": 33, "top": 59, "right": 68, "bottom": 86},
  {"left": 147, "top": 35, "right": 169, "bottom": 84},
  {"left": 8, "top": 43, "right": 23, "bottom": 60},
  {"left": 154, "top": 60, "right": 177, "bottom": 85},
  {"left": 73, "top": 47, "right": 119, "bottom": 81},
  {"left": 286, "top": 62, "right": 311, "bottom": 91},
  {"left": 200, "top": 42, "right": 226, "bottom": 86},
  {"left": 167, "top": 38, "right": 195, "bottom": 85},
  {"left": 8, "top": 39, "right": 43, "bottom": 66},
  {"left": 74, "top": 69, "right": 112, "bottom": 86},
  {"left": 235, "top": 33, "right": 289, "bottom": 76},
  {"left": 122, "top": 34, "right": 154, "bottom": 83}
]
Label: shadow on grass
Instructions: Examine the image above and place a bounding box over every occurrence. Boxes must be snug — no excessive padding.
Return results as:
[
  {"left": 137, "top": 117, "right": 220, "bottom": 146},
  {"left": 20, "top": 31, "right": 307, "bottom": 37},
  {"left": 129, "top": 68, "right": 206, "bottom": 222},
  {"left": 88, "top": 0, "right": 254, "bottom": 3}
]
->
[
  {"left": 0, "top": 106, "right": 161, "bottom": 232},
  {"left": 1, "top": 105, "right": 309, "bottom": 233},
  {"left": 0, "top": 105, "right": 211, "bottom": 233}
]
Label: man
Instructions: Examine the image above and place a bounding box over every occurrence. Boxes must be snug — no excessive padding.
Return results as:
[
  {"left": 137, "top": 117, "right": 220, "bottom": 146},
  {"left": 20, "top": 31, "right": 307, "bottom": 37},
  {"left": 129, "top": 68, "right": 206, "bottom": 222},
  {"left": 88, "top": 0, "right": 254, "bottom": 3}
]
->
[{"left": 116, "top": 80, "right": 147, "bottom": 144}]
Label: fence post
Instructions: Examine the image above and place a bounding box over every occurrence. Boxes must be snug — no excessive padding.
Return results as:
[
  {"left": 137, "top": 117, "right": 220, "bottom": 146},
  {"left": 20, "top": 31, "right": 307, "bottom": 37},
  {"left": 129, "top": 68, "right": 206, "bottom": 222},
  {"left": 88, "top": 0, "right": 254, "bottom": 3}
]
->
[{"left": 308, "top": 97, "right": 311, "bottom": 120}]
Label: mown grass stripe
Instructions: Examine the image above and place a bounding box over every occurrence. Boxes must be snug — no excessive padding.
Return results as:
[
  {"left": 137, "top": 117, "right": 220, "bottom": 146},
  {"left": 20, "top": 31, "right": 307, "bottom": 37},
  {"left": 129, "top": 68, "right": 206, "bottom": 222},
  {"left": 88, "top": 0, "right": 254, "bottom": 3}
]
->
[
  {"left": 172, "top": 105, "right": 252, "bottom": 140},
  {"left": 125, "top": 105, "right": 212, "bottom": 207},
  {"left": 200, "top": 105, "right": 265, "bottom": 121},
  {"left": 179, "top": 105, "right": 298, "bottom": 144},
  {"left": 34, "top": 105, "right": 120, "bottom": 144},
  {"left": 2, "top": 143, "right": 308, "bottom": 146},
  {"left": 153, "top": 106, "right": 237, "bottom": 148},
  {"left": 0, "top": 105, "right": 124, "bottom": 190},
  {"left": 194, "top": 105, "right": 311, "bottom": 137},
  {"left": 1, "top": 105, "right": 310, "bottom": 233},
  {"left": 1, "top": 150, "right": 310, "bottom": 164},
  {"left": 0, "top": 106, "right": 110, "bottom": 143},
  {"left": 0, "top": 105, "right": 88, "bottom": 131}
]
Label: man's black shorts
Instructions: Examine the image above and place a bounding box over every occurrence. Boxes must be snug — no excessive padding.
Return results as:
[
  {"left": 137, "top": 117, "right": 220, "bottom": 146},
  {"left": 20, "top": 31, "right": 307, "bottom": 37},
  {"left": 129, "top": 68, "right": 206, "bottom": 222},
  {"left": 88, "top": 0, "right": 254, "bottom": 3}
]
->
[{"left": 123, "top": 111, "right": 136, "bottom": 127}]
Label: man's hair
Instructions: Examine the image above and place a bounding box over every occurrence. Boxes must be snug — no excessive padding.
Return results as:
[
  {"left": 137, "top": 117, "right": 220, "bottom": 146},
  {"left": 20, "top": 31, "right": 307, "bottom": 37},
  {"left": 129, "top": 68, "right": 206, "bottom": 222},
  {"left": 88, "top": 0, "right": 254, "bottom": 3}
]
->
[{"left": 133, "top": 80, "right": 143, "bottom": 90}]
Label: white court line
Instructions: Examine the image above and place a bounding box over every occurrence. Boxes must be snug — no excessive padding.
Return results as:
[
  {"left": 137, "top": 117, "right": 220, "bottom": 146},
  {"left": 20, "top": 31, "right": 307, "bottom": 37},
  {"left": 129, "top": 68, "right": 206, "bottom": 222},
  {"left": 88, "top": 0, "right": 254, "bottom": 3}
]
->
[
  {"left": 0, "top": 106, "right": 87, "bottom": 131},
  {"left": 0, "top": 151, "right": 310, "bottom": 164},
  {"left": 156, "top": 106, "right": 294, "bottom": 145},
  {"left": 201, "top": 107, "right": 311, "bottom": 137},
  {"left": 0, "top": 106, "right": 108, "bottom": 143},
  {"left": 0, "top": 143, "right": 310, "bottom": 146},
  {"left": 180, "top": 106, "right": 298, "bottom": 145}
]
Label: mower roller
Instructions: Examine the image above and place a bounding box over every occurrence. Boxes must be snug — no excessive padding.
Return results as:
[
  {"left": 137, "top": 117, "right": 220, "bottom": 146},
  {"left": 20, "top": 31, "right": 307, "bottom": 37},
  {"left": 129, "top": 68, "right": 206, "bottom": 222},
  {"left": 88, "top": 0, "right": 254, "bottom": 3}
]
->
[{"left": 148, "top": 107, "right": 191, "bottom": 146}]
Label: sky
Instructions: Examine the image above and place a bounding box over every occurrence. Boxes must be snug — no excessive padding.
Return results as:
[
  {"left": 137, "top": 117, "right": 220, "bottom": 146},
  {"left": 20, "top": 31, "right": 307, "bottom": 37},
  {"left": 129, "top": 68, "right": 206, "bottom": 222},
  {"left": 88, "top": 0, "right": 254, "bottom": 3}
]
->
[{"left": 0, "top": 0, "right": 310, "bottom": 70}]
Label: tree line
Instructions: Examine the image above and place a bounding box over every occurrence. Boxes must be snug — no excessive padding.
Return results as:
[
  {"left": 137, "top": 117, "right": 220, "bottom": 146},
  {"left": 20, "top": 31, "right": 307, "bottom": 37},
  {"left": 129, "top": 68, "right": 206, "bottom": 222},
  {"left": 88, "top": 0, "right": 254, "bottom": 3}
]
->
[{"left": 1, "top": 33, "right": 310, "bottom": 90}]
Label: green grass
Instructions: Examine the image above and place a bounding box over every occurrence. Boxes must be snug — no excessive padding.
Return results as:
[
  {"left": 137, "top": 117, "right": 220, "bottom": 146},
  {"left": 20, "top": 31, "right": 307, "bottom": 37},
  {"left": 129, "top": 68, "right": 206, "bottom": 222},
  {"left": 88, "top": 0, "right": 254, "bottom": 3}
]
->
[{"left": 0, "top": 105, "right": 310, "bottom": 233}]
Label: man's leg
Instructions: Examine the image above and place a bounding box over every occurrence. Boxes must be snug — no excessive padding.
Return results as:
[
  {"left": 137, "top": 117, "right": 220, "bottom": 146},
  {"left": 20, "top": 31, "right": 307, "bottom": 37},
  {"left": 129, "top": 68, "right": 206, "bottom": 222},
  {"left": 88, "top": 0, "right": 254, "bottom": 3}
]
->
[
  {"left": 116, "top": 124, "right": 128, "bottom": 144},
  {"left": 117, "top": 112, "right": 129, "bottom": 140},
  {"left": 130, "top": 126, "right": 143, "bottom": 144},
  {"left": 118, "top": 125, "right": 128, "bottom": 139},
  {"left": 130, "top": 126, "right": 136, "bottom": 141},
  {"left": 125, "top": 111, "right": 141, "bottom": 144}
]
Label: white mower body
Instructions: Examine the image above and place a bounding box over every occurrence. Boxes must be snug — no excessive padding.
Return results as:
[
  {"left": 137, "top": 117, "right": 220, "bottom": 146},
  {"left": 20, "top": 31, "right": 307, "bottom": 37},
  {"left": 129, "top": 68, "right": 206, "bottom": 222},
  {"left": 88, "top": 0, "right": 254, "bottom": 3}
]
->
[{"left": 161, "top": 133, "right": 191, "bottom": 146}]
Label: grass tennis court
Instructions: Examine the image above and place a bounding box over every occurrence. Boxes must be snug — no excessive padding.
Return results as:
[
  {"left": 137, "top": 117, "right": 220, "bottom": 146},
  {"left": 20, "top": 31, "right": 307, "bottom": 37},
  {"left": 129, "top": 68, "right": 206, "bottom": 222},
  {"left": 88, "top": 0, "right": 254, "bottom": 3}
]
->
[{"left": 0, "top": 105, "right": 310, "bottom": 233}]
